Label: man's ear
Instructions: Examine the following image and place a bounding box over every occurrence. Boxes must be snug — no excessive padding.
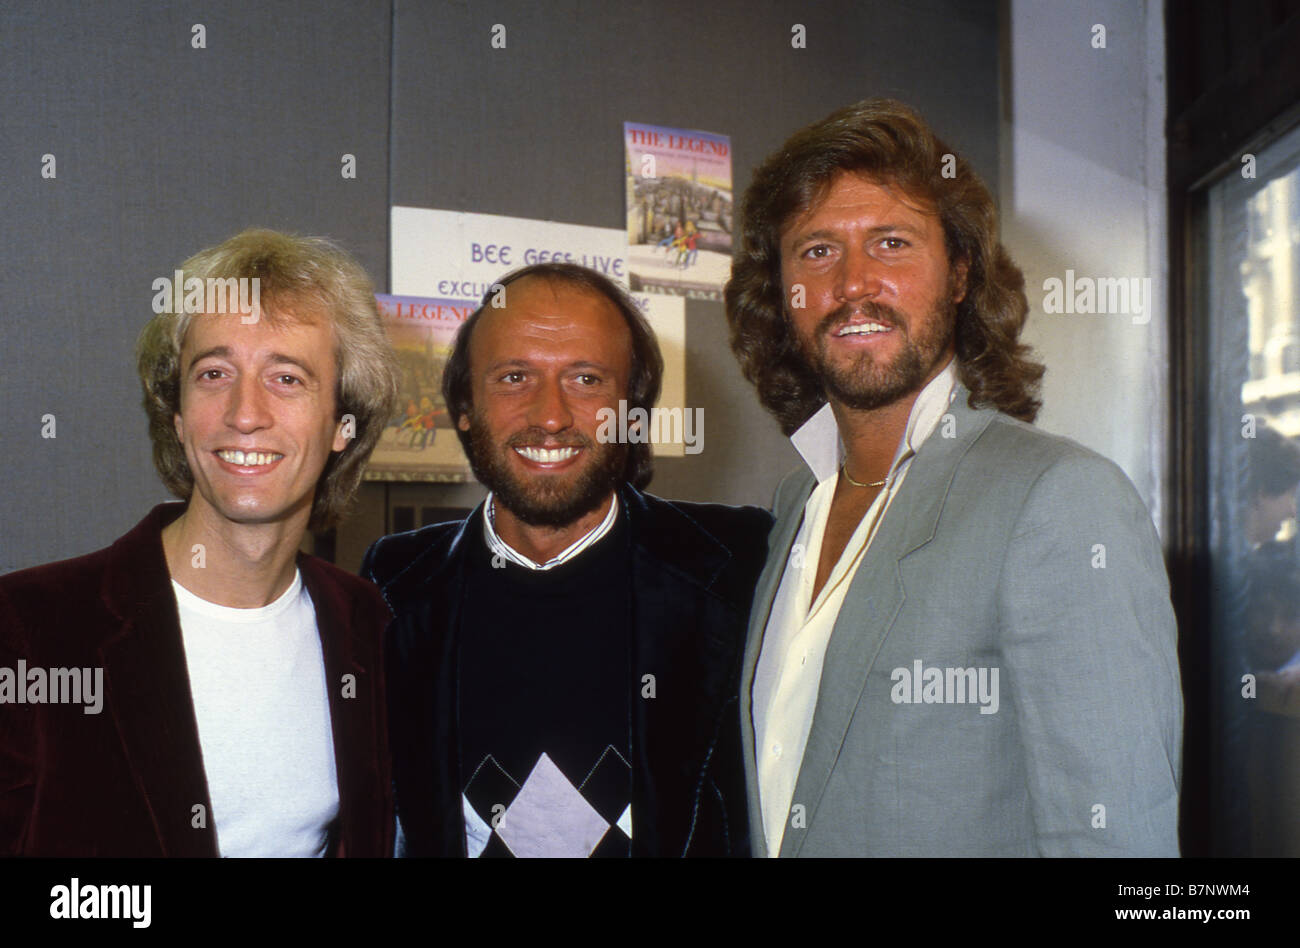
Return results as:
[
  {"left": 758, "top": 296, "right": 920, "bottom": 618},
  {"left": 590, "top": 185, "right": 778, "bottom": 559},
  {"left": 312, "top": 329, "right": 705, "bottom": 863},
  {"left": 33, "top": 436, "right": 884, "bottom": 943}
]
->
[
  {"left": 457, "top": 413, "right": 470, "bottom": 432},
  {"left": 331, "top": 419, "right": 349, "bottom": 453},
  {"left": 951, "top": 258, "right": 971, "bottom": 305},
  {"left": 173, "top": 412, "right": 184, "bottom": 444}
]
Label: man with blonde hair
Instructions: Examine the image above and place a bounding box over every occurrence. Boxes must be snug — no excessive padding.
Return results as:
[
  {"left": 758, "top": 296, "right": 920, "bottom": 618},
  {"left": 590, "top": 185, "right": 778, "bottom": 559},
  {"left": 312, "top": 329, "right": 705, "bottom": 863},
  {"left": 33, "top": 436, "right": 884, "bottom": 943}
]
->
[{"left": 0, "top": 229, "right": 399, "bottom": 857}]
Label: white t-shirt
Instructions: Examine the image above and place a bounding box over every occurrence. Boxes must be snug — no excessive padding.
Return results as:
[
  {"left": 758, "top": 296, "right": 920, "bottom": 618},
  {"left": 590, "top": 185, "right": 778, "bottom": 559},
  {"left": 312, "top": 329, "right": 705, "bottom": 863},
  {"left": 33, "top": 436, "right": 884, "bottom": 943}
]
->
[{"left": 172, "top": 570, "right": 339, "bottom": 857}]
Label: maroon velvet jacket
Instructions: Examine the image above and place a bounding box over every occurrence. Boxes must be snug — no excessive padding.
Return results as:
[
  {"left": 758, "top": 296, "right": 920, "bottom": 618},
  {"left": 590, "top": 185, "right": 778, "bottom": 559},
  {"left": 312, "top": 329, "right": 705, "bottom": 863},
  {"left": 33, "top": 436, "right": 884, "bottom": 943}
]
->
[{"left": 0, "top": 503, "right": 394, "bottom": 857}]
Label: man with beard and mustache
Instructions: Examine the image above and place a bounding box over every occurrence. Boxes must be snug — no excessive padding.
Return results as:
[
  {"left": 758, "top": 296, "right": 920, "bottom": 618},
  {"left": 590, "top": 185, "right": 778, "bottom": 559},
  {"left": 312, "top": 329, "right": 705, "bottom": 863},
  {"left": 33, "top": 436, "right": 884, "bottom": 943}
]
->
[
  {"left": 725, "top": 100, "right": 1182, "bottom": 856},
  {"left": 363, "top": 263, "right": 772, "bottom": 857}
]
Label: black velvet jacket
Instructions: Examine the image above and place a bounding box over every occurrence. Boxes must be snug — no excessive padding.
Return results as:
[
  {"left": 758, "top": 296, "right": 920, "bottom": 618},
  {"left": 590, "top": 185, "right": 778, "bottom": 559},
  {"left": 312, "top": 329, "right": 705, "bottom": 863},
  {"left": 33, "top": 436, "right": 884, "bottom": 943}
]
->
[{"left": 362, "top": 485, "right": 773, "bottom": 857}]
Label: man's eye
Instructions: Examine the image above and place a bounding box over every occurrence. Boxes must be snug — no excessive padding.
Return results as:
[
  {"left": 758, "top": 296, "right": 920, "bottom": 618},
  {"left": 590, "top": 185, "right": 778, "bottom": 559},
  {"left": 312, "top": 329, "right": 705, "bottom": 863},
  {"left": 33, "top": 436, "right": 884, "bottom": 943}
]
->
[
  {"left": 881, "top": 237, "right": 909, "bottom": 250},
  {"left": 501, "top": 371, "right": 525, "bottom": 383},
  {"left": 804, "top": 244, "right": 831, "bottom": 259},
  {"left": 275, "top": 374, "right": 301, "bottom": 386},
  {"left": 198, "top": 368, "right": 224, "bottom": 380},
  {"left": 576, "top": 374, "right": 601, "bottom": 386}
]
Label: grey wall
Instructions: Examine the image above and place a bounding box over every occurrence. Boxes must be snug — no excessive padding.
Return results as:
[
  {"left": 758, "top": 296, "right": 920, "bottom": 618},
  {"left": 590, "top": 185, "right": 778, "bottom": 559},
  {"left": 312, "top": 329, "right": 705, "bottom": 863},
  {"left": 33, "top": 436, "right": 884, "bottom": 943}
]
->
[
  {"left": 0, "top": 0, "right": 1002, "bottom": 574},
  {"left": 0, "top": 0, "right": 391, "bottom": 572},
  {"left": 1000, "top": 0, "right": 1168, "bottom": 533}
]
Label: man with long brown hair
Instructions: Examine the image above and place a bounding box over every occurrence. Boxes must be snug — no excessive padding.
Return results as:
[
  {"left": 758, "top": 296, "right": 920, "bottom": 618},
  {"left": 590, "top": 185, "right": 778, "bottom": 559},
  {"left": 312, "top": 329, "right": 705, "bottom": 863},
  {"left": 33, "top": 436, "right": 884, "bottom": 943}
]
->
[
  {"left": 0, "top": 229, "right": 399, "bottom": 856},
  {"left": 726, "top": 100, "right": 1181, "bottom": 857}
]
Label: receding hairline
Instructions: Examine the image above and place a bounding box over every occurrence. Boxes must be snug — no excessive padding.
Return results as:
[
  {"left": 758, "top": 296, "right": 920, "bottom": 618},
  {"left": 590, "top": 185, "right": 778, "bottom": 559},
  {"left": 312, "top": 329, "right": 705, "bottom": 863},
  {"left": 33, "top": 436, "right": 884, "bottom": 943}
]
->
[
  {"left": 504, "top": 271, "right": 628, "bottom": 309},
  {"left": 460, "top": 275, "right": 637, "bottom": 405},
  {"left": 469, "top": 273, "right": 632, "bottom": 348}
]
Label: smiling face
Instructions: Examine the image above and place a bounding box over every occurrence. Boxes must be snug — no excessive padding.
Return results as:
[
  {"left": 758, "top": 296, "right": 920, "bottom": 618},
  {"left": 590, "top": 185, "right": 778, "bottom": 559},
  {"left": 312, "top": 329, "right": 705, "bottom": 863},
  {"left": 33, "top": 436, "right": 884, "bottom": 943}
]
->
[
  {"left": 780, "top": 172, "right": 968, "bottom": 412},
  {"left": 457, "top": 276, "right": 630, "bottom": 527},
  {"left": 173, "top": 303, "right": 346, "bottom": 531}
]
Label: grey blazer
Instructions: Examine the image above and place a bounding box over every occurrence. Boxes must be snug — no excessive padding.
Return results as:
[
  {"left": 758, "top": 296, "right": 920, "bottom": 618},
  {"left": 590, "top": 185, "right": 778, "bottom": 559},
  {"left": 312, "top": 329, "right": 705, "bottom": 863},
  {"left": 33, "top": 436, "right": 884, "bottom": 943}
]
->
[{"left": 741, "top": 385, "right": 1183, "bottom": 856}]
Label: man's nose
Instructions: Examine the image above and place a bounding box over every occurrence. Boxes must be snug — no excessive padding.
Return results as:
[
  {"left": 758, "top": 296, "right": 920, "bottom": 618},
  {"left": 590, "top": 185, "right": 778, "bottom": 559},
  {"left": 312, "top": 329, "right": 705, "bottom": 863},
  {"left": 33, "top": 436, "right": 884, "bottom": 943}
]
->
[
  {"left": 836, "top": 247, "right": 885, "bottom": 303},
  {"left": 224, "top": 374, "right": 273, "bottom": 432},
  {"left": 526, "top": 378, "right": 573, "bottom": 433}
]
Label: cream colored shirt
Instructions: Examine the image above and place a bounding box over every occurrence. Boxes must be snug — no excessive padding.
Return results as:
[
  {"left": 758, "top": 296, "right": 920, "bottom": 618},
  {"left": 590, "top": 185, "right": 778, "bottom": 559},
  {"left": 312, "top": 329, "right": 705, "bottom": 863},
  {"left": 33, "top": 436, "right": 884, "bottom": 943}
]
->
[{"left": 752, "top": 359, "right": 958, "bottom": 856}]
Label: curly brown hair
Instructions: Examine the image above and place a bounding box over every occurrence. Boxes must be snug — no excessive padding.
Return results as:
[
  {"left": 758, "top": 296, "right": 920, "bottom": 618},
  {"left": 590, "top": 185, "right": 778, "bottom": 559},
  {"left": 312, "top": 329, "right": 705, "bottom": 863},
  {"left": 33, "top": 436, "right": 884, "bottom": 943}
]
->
[{"left": 725, "top": 98, "right": 1043, "bottom": 435}]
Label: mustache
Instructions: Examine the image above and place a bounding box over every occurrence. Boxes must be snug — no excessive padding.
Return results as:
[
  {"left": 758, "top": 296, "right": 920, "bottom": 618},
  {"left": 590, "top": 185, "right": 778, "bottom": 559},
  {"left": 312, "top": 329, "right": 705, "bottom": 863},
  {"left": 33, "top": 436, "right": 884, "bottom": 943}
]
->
[
  {"left": 816, "top": 301, "right": 904, "bottom": 336},
  {"left": 505, "top": 428, "right": 593, "bottom": 450}
]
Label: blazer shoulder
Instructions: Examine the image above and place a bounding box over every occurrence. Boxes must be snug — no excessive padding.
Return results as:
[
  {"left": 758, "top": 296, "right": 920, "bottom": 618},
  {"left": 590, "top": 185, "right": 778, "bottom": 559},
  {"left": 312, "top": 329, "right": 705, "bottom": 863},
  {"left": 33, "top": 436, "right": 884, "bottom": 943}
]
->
[
  {"left": 361, "top": 519, "right": 465, "bottom": 589},
  {"left": 978, "top": 412, "right": 1104, "bottom": 464},
  {"left": 0, "top": 546, "right": 111, "bottom": 603},
  {"left": 632, "top": 492, "right": 774, "bottom": 599},
  {"left": 971, "top": 414, "right": 1154, "bottom": 526},
  {"left": 0, "top": 547, "right": 114, "bottom": 648},
  {"left": 655, "top": 497, "right": 774, "bottom": 552}
]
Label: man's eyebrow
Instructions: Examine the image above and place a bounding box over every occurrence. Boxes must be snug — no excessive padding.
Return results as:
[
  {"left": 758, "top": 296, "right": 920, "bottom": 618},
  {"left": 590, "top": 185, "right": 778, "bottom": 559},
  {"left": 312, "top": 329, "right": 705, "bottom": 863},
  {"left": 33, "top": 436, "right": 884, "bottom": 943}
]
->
[
  {"left": 788, "top": 223, "right": 927, "bottom": 244},
  {"left": 483, "top": 359, "right": 615, "bottom": 374},
  {"left": 266, "top": 353, "right": 319, "bottom": 380},
  {"left": 186, "top": 346, "right": 231, "bottom": 373},
  {"left": 186, "top": 346, "right": 318, "bottom": 380},
  {"left": 484, "top": 358, "right": 533, "bottom": 374}
]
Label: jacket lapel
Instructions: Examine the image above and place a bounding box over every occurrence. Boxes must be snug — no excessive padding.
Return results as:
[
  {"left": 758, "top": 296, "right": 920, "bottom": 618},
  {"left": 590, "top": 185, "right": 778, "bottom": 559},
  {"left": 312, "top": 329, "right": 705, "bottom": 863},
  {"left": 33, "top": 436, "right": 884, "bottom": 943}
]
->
[
  {"left": 376, "top": 508, "right": 477, "bottom": 857},
  {"left": 739, "top": 468, "right": 815, "bottom": 858},
  {"left": 300, "top": 557, "right": 384, "bottom": 858},
  {"left": 97, "top": 504, "right": 218, "bottom": 857},
  {"left": 782, "top": 387, "right": 996, "bottom": 855},
  {"left": 624, "top": 486, "right": 738, "bottom": 856}
]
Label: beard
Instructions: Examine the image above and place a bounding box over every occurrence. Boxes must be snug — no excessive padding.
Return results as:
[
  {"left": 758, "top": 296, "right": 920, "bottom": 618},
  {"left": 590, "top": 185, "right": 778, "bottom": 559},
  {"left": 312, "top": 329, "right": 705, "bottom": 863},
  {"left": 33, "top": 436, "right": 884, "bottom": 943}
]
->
[
  {"left": 794, "top": 292, "right": 957, "bottom": 412},
  {"left": 464, "top": 413, "right": 627, "bottom": 528}
]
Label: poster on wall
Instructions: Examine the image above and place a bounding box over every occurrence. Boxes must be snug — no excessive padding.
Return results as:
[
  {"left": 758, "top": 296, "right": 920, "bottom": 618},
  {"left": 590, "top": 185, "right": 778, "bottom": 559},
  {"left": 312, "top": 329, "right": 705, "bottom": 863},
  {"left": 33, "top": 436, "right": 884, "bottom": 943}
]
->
[
  {"left": 623, "top": 122, "right": 733, "bottom": 301},
  {"left": 364, "top": 293, "right": 474, "bottom": 482},
  {"left": 391, "top": 206, "right": 690, "bottom": 458}
]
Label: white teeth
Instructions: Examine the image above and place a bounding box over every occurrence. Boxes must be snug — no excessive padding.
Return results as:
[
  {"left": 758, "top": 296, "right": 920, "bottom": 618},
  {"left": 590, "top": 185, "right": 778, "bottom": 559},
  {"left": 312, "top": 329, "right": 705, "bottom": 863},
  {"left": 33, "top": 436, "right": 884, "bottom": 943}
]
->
[
  {"left": 515, "top": 446, "right": 579, "bottom": 463},
  {"left": 837, "top": 322, "right": 891, "bottom": 336},
  {"left": 217, "top": 450, "right": 283, "bottom": 467}
]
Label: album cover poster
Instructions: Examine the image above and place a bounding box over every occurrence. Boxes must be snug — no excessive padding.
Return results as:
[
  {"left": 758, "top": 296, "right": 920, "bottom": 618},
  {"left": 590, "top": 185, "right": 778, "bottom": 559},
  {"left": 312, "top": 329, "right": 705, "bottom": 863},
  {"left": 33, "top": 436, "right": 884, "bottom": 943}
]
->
[
  {"left": 365, "top": 293, "right": 474, "bottom": 482},
  {"left": 624, "top": 121, "right": 733, "bottom": 301}
]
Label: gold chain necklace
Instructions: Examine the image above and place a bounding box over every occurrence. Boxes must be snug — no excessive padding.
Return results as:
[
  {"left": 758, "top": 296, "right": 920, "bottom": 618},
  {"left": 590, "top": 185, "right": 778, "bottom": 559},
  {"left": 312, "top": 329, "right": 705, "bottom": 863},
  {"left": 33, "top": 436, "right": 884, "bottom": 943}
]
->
[{"left": 840, "top": 463, "right": 886, "bottom": 489}]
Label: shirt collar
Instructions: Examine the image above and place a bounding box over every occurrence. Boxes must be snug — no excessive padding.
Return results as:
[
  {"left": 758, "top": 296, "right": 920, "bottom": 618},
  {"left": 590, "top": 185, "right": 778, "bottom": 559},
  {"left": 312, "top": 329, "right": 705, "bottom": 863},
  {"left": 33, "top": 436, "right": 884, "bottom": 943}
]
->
[
  {"left": 482, "top": 491, "right": 620, "bottom": 570},
  {"left": 790, "top": 357, "right": 960, "bottom": 483}
]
